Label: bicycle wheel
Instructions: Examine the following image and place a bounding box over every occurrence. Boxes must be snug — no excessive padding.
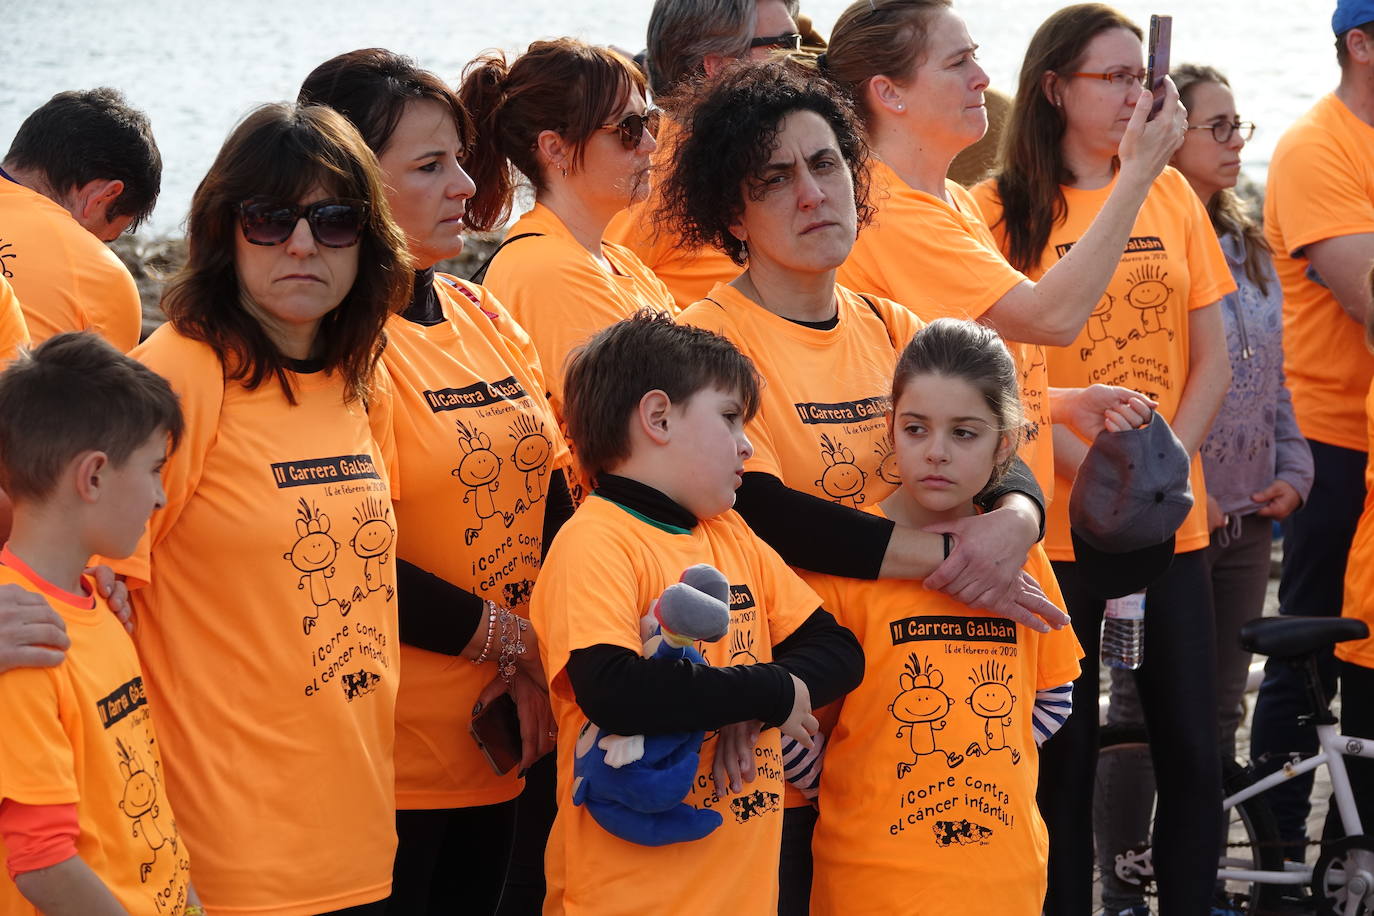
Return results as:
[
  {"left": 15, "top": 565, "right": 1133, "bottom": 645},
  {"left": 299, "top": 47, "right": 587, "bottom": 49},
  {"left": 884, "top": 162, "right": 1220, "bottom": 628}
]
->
[{"left": 1095, "top": 725, "right": 1286, "bottom": 914}]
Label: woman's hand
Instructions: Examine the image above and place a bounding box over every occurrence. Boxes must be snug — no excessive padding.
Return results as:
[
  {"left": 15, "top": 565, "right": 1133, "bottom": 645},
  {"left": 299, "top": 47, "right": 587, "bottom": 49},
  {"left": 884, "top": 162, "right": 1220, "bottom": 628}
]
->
[
  {"left": 1117, "top": 76, "right": 1188, "bottom": 187},
  {"left": 923, "top": 509, "right": 1070, "bottom": 632},
  {"left": 475, "top": 668, "right": 556, "bottom": 774},
  {"left": 0, "top": 585, "right": 68, "bottom": 673},
  {"left": 1054, "top": 385, "right": 1156, "bottom": 440},
  {"left": 1254, "top": 479, "right": 1302, "bottom": 520},
  {"left": 712, "top": 720, "right": 762, "bottom": 797},
  {"left": 87, "top": 565, "right": 132, "bottom": 634},
  {"left": 780, "top": 673, "right": 819, "bottom": 750}
]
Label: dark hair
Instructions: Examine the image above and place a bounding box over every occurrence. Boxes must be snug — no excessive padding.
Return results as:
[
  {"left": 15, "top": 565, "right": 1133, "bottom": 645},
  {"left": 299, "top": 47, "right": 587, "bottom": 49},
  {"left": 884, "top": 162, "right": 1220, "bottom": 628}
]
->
[
  {"left": 891, "top": 318, "right": 1022, "bottom": 492},
  {"left": 297, "top": 48, "right": 473, "bottom": 158},
  {"left": 563, "top": 310, "right": 761, "bottom": 480},
  {"left": 0, "top": 332, "right": 183, "bottom": 502},
  {"left": 460, "top": 39, "right": 647, "bottom": 231},
  {"left": 1171, "top": 63, "right": 1272, "bottom": 297},
  {"left": 160, "top": 103, "right": 409, "bottom": 406},
  {"left": 824, "top": 0, "right": 952, "bottom": 125},
  {"left": 655, "top": 57, "right": 874, "bottom": 266},
  {"left": 3, "top": 88, "right": 162, "bottom": 232},
  {"left": 1337, "top": 22, "right": 1374, "bottom": 67},
  {"left": 992, "top": 4, "right": 1142, "bottom": 272}
]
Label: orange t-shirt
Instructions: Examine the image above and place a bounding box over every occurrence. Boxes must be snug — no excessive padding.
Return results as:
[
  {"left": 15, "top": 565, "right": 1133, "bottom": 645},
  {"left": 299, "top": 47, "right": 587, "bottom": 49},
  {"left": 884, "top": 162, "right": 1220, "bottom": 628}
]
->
[
  {"left": 480, "top": 202, "right": 677, "bottom": 421},
  {"left": 114, "top": 325, "right": 400, "bottom": 916},
  {"left": 0, "top": 177, "right": 141, "bottom": 352},
  {"left": 1264, "top": 92, "right": 1374, "bottom": 452},
  {"left": 383, "top": 274, "right": 568, "bottom": 810},
  {"left": 603, "top": 118, "right": 742, "bottom": 310},
  {"left": 1337, "top": 378, "right": 1374, "bottom": 668},
  {"left": 0, "top": 555, "right": 190, "bottom": 916},
  {"left": 802, "top": 540, "right": 1081, "bottom": 916},
  {"left": 0, "top": 275, "right": 30, "bottom": 364},
  {"left": 532, "top": 495, "right": 819, "bottom": 916},
  {"left": 680, "top": 283, "right": 924, "bottom": 510},
  {"left": 973, "top": 167, "right": 1235, "bottom": 559},
  {"left": 840, "top": 163, "right": 1054, "bottom": 497}
]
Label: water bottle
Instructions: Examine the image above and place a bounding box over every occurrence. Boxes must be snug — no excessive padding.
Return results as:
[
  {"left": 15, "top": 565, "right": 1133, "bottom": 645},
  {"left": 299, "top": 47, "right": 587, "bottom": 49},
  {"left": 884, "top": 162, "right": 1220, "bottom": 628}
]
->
[{"left": 1100, "top": 591, "right": 1146, "bottom": 670}]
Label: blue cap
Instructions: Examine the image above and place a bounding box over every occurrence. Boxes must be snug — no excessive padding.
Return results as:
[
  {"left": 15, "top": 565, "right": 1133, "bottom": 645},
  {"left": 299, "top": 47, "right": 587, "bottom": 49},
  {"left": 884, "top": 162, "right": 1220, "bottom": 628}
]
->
[{"left": 1334, "top": 0, "right": 1374, "bottom": 35}]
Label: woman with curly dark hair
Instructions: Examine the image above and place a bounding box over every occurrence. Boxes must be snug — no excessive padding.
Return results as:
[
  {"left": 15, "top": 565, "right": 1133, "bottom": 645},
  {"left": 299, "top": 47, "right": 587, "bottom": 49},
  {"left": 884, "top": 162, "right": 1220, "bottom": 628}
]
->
[
  {"left": 113, "top": 102, "right": 410, "bottom": 915},
  {"left": 660, "top": 56, "right": 1066, "bottom": 914}
]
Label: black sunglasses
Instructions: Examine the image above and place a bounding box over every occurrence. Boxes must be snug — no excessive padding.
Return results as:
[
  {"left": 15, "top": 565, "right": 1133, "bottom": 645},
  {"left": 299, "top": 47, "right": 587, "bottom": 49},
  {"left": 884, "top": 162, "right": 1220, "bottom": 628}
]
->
[
  {"left": 599, "top": 109, "right": 662, "bottom": 150},
  {"left": 238, "top": 197, "right": 369, "bottom": 248},
  {"left": 749, "top": 31, "right": 802, "bottom": 51}
]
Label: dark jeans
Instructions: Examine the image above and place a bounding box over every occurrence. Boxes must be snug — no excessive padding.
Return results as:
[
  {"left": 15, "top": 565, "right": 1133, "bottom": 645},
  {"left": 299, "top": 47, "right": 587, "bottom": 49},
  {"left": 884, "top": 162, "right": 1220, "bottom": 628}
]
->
[
  {"left": 1327, "top": 660, "right": 1374, "bottom": 841},
  {"left": 1040, "top": 551, "right": 1221, "bottom": 916},
  {"left": 777, "top": 803, "right": 817, "bottom": 916},
  {"left": 497, "top": 752, "right": 557, "bottom": 916},
  {"left": 386, "top": 800, "right": 518, "bottom": 916},
  {"left": 1251, "top": 439, "right": 1366, "bottom": 857}
]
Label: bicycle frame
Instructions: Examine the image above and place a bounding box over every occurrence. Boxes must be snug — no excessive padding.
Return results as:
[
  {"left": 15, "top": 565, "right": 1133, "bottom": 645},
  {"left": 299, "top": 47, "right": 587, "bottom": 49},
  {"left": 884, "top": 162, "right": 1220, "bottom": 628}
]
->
[{"left": 1218, "top": 723, "right": 1374, "bottom": 885}]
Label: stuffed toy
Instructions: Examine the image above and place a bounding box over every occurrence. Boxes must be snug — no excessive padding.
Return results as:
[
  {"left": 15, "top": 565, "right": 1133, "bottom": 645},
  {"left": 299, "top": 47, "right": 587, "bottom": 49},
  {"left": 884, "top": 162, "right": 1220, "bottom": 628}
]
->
[{"left": 570, "top": 564, "right": 731, "bottom": 846}]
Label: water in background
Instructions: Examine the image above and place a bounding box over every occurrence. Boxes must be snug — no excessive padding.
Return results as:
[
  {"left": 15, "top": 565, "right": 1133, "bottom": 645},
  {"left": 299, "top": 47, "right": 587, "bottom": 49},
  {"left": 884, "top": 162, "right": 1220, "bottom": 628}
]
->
[{"left": 3, "top": 0, "right": 1331, "bottom": 236}]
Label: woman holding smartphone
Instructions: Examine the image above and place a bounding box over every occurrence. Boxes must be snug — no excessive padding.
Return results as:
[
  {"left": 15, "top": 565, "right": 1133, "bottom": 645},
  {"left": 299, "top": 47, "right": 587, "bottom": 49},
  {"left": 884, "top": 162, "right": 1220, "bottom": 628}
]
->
[{"left": 972, "top": 6, "right": 1234, "bottom": 914}]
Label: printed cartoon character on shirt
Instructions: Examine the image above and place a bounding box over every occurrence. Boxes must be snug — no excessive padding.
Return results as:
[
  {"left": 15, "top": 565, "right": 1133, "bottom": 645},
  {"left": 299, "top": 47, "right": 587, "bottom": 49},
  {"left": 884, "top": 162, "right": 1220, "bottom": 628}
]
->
[
  {"left": 285, "top": 497, "right": 349, "bottom": 634},
  {"left": 963, "top": 660, "right": 1021, "bottom": 765},
  {"left": 1082, "top": 292, "right": 1127, "bottom": 359},
  {"left": 1123, "top": 263, "right": 1176, "bottom": 343},
  {"left": 891, "top": 653, "right": 964, "bottom": 774},
  {"left": 348, "top": 496, "right": 395, "bottom": 603},
  {"left": 452, "top": 417, "right": 513, "bottom": 545},
  {"left": 509, "top": 414, "right": 552, "bottom": 510},
  {"left": 816, "top": 433, "right": 867, "bottom": 507},
  {"left": 115, "top": 736, "right": 176, "bottom": 882},
  {"left": 874, "top": 435, "right": 901, "bottom": 486}
]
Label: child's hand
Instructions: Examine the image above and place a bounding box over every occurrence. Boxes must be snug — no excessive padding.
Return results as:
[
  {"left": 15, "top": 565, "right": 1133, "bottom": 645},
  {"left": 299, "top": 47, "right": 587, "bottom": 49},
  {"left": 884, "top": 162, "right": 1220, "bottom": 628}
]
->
[
  {"left": 712, "top": 720, "right": 762, "bottom": 796},
  {"left": 780, "top": 674, "right": 819, "bottom": 750}
]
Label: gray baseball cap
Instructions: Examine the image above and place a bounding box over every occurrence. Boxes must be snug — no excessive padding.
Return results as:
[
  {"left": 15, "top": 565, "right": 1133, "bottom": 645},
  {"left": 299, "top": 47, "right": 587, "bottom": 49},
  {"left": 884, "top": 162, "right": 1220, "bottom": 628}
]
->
[{"left": 1068, "top": 411, "right": 1194, "bottom": 599}]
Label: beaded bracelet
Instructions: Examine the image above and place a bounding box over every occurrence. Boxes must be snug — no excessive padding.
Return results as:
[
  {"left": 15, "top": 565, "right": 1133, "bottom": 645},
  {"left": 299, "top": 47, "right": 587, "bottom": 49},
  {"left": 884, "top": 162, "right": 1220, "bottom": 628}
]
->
[
  {"left": 496, "top": 605, "right": 530, "bottom": 685},
  {"left": 472, "top": 599, "right": 498, "bottom": 665}
]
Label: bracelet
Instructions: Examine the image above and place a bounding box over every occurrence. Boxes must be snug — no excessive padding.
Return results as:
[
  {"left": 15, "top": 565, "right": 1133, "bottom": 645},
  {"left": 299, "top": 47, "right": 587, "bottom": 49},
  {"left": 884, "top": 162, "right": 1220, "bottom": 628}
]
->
[
  {"left": 185, "top": 907, "right": 206, "bottom": 916},
  {"left": 942, "top": 533, "right": 953, "bottom": 559},
  {"left": 496, "top": 605, "right": 530, "bottom": 685},
  {"left": 471, "top": 600, "right": 498, "bottom": 665}
]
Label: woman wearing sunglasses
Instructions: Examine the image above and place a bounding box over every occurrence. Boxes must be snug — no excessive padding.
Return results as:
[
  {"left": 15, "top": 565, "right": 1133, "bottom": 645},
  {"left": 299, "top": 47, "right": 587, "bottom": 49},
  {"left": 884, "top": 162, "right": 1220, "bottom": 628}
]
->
[
  {"left": 461, "top": 38, "right": 675, "bottom": 496},
  {"left": 972, "top": 7, "right": 1235, "bottom": 914},
  {"left": 297, "top": 49, "right": 568, "bottom": 916},
  {"left": 1092, "top": 62, "right": 1314, "bottom": 916},
  {"left": 113, "top": 103, "right": 409, "bottom": 915}
]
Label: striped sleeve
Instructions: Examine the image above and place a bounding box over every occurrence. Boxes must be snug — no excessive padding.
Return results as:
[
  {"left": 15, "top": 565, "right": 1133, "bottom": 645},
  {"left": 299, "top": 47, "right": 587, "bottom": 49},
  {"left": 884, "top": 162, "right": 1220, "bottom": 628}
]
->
[{"left": 1032, "top": 683, "right": 1073, "bottom": 746}]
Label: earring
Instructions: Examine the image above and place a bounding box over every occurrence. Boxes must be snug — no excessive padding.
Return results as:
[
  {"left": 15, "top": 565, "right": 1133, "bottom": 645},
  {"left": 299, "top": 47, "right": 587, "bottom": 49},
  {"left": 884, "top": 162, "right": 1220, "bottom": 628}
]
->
[
  {"left": 559, "top": 164, "right": 568, "bottom": 178},
  {"left": 896, "top": 102, "right": 905, "bottom": 111}
]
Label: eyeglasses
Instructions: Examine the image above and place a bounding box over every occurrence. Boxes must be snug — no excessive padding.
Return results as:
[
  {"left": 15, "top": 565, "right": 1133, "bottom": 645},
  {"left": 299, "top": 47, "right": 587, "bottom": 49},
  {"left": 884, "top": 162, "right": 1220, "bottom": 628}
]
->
[
  {"left": 749, "top": 31, "right": 802, "bottom": 51},
  {"left": 1068, "top": 70, "right": 1147, "bottom": 90},
  {"left": 1186, "top": 120, "right": 1256, "bottom": 143},
  {"left": 238, "top": 198, "right": 369, "bottom": 248},
  {"left": 599, "top": 109, "right": 661, "bottom": 150}
]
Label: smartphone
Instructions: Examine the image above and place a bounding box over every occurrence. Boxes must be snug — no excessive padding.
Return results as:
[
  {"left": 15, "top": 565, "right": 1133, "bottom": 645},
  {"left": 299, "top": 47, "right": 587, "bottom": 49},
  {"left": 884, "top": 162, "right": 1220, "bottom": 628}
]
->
[
  {"left": 1146, "top": 14, "right": 1173, "bottom": 120},
  {"left": 470, "top": 692, "right": 523, "bottom": 776}
]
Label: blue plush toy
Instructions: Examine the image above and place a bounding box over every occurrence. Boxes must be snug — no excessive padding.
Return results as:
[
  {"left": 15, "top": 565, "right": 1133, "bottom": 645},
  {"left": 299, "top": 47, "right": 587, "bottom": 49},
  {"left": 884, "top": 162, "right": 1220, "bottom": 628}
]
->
[{"left": 570, "top": 564, "right": 732, "bottom": 846}]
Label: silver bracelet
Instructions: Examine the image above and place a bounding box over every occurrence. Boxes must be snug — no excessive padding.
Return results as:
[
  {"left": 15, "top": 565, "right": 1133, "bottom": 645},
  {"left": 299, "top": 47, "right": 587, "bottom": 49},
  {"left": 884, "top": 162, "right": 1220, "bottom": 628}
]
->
[
  {"left": 472, "top": 600, "right": 498, "bottom": 665},
  {"left": 496, "top": 605, "right": 530, "bottom": 685}
]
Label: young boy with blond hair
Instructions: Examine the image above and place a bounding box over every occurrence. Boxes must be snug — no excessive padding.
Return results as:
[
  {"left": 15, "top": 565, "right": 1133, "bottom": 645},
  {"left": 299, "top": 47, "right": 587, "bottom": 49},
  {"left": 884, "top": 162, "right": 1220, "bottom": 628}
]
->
[
  {"left": 0, "top": 332, "right": 201, "bottom": 915},
  {"left": 531, "top": 311, "right": 864, "bottom": 914}
]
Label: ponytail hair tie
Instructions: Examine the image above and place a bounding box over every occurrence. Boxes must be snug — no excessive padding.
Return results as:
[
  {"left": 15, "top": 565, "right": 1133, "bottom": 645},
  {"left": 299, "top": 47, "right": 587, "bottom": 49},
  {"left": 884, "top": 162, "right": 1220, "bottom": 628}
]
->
[{"left": 816, "top": 52, "right": 828, "bottom": 72}]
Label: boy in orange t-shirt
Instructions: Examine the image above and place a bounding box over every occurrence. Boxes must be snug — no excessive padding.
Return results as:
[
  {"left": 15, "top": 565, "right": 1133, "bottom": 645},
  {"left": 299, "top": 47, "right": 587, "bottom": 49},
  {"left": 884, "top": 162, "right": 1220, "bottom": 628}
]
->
[
  {"left": 532, "top": 312, "right": 864, "bottom": 915},
  {"left": 0, "top": 332, "right": 198, "bottom": 915}
]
